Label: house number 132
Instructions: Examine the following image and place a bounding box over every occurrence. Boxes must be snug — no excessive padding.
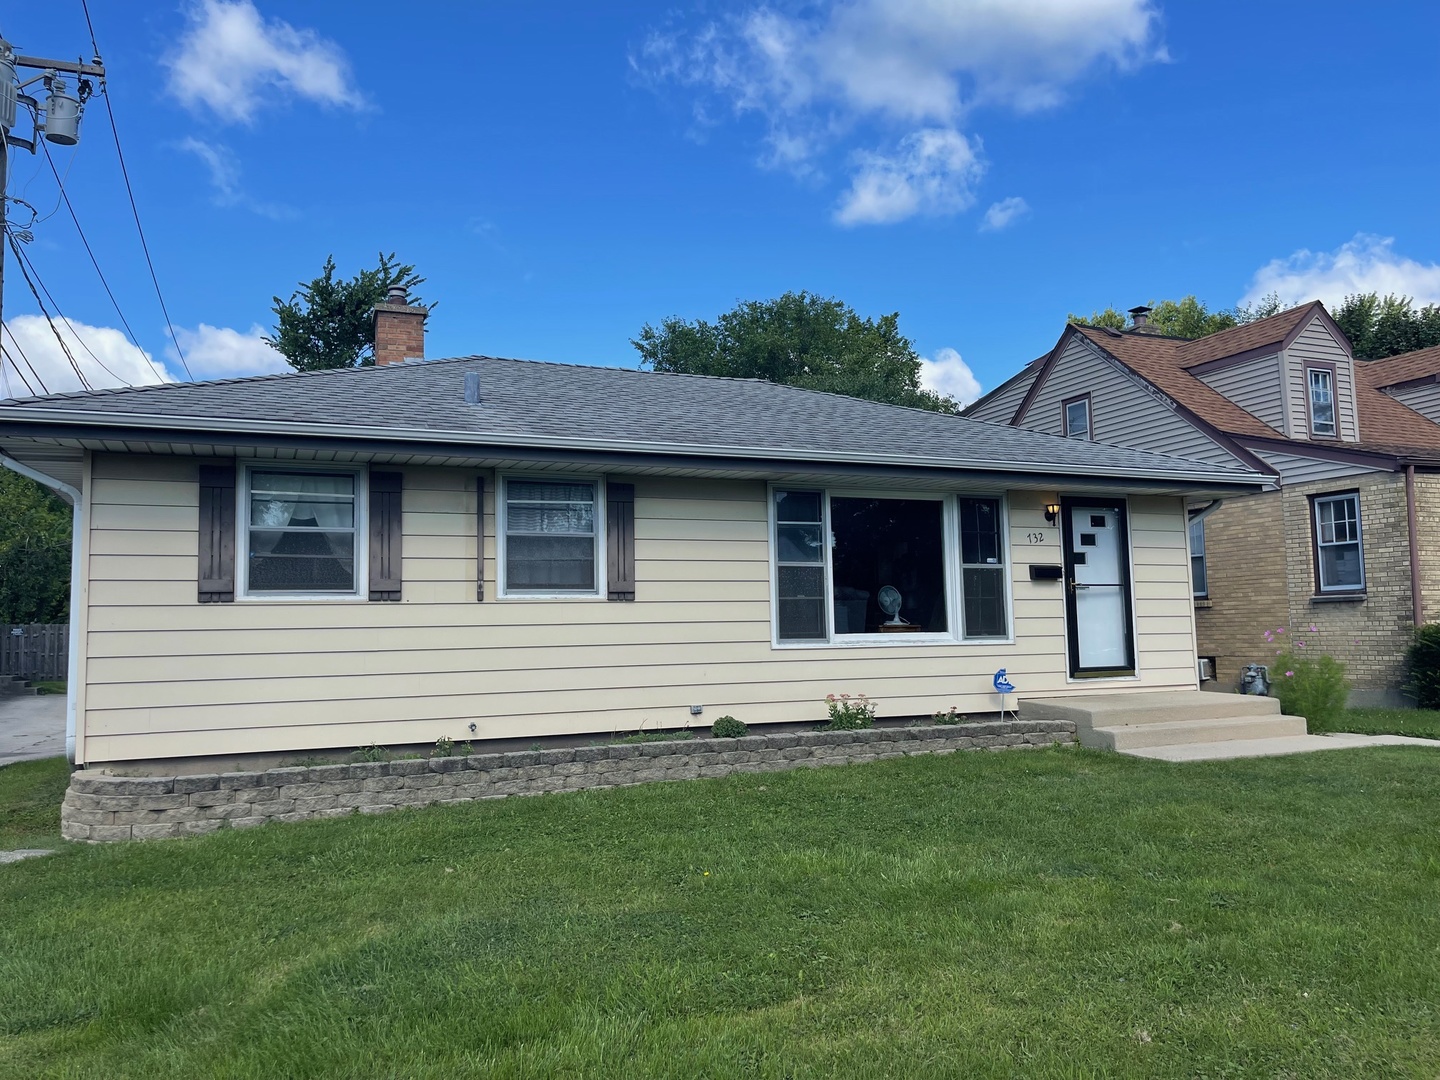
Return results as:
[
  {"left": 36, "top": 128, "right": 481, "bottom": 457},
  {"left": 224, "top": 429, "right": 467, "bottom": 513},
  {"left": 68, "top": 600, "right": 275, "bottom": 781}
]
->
[{"left": 1026, "top": 531, "right": 1048, "bottom": 544}]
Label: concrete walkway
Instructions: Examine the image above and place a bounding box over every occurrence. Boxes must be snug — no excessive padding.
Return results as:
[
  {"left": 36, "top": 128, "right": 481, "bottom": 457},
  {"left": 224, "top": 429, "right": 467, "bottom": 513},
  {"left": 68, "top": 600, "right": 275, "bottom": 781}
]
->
[
  {"left": 0, "top": 694, "right": 66, "bottom": 767},
  {"left": 1123, "top": 731, "right": 1440, "bottom": 762}
]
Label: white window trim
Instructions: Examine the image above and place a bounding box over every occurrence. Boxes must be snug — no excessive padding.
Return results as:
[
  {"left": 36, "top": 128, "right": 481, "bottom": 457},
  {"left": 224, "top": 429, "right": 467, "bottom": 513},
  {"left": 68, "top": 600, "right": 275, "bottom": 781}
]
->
[
  {"left": 1314, "top": 492, "right": 1364, "bottom": 593},
  {"left": 497, "top": 473, "right": 607, "bottom": 600},
  {"left": 1065, "top": 398, "right": 1091, "bottom": 439},
  {"left": 766, "top": 485, "right": 1015, "bottom": 649},
  {"left": 236, "top": 462, "right": 369, "bottom": 602},
  {"left": 1308, "top": 368, "right": 1337, "bottom": 437}
]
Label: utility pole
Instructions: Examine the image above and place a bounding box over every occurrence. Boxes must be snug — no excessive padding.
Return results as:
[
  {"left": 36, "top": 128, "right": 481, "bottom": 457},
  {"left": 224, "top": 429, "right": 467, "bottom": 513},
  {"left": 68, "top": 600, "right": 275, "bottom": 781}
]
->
[{"left": 0, "top": 37, "right": 105, "bottom": 332}]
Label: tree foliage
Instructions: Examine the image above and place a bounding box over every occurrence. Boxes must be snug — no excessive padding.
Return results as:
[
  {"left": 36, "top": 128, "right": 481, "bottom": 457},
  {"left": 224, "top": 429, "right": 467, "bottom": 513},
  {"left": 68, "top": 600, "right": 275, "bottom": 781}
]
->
[
  {"left": 0, "top": 470, "right": 72, "bottom": 624},
  {"left": 1331, "top": 293, "right": 1440, "bottom": 360},
  {"left": 1068, "top": 293, "right": 1285, "bottom": 339},
  {"left": 632, "top": 292, "right": 957, "bottom": 412},
  {"left": 269, "top": 253, "right": 425, "bottom": 372}
]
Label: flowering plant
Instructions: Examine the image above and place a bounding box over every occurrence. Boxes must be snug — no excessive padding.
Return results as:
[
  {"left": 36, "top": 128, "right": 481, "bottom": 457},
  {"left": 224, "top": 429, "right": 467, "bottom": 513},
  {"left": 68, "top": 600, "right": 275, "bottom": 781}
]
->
[
  {"left": 823, "top": 693, "right": 876, "bottom": 730},
  {"left": 1264, "top": 624, "right": 1349, "bottom": 728}
]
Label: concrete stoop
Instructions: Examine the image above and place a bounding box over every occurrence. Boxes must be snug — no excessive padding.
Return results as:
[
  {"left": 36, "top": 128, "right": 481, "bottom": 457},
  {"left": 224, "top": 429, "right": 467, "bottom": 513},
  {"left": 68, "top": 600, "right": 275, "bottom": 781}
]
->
[{"left": 1018, "top": 690, "right": 1306, "bottom": 754}]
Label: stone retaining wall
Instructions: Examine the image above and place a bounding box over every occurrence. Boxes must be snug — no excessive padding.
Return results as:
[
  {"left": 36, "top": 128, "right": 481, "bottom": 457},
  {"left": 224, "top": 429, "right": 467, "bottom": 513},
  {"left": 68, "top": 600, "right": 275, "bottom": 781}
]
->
[{"left": 61, "top": 719, "right": 1076, "bottom": 842}]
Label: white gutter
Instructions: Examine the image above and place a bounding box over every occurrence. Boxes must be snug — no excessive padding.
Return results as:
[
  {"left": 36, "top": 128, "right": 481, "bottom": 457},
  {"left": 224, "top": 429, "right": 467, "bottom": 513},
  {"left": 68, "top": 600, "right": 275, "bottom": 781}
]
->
[
  {"left": 0, "top": 406, "right": 1268, "bottom": 488},
  {"left": 1187, "top": 499, "right": 1226, "bottom": 525},
  {"left": 0, "top": 454, "right": 81, "bottom": 765}
]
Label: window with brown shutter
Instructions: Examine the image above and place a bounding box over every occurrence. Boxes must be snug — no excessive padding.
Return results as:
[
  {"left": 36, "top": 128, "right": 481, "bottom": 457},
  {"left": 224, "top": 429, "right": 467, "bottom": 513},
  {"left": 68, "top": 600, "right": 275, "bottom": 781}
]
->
[
  {"left": 606, "top": 482, "right": 635, "bottom": 601},
  {"left": 198, "top": 463, "right": 237, "bottom": 603},
  {"left": 368, "top": 471, "right": 403, "bottom": 601}
]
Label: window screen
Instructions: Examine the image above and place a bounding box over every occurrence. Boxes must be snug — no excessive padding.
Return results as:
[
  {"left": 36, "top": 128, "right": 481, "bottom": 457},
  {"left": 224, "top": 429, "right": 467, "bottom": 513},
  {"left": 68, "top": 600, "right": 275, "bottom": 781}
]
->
[
  {"left": 247, "top": 471, "right": 358, "bottom": 593},
  {"left": 505, "top": 480, "right": 597, "bottom": 594},
  {"left": 959, "top": 497, "right": 1007, "bottom": 637}
]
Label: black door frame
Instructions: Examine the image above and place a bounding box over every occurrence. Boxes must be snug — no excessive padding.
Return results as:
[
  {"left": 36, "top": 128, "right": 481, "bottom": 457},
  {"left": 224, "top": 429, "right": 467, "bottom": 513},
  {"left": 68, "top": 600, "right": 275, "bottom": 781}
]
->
[{"left": 1061, "top": 497, "right": 1137, "bottom": 678}]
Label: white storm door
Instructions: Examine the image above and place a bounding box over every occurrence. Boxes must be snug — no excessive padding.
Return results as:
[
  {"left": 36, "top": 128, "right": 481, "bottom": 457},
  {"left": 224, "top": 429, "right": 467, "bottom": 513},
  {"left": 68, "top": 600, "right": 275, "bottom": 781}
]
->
[{"left": 1065, "top": 504, "right": 1135, "bottom": 674}]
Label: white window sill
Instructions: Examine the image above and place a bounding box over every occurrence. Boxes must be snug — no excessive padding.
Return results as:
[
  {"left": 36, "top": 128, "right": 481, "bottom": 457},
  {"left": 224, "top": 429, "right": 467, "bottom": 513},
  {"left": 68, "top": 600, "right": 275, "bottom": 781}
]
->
[
  {"left": 772, "top": 634, "right": 1015, "bottom": 650},
  {"left": 497, "top": 593, "right": 606, "bottom": 602},
  {"left": 237, "top": 593, "right": 368, "bottom": 603}
]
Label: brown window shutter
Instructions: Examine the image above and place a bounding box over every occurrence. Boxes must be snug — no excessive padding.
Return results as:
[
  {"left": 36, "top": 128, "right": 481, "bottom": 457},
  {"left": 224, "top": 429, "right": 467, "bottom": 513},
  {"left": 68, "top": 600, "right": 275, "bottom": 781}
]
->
[
  {"left": 369, "top": 471, "right": 403, "bottom": 601},
  {"left": 606, "top": 482, "right": 635, "bottom": 601},
  {"left": 476, "top": 475, "right": 486, "bottom": 601},
  {"left": 197, "top": 463, "right": 236, "bottom": 603}
]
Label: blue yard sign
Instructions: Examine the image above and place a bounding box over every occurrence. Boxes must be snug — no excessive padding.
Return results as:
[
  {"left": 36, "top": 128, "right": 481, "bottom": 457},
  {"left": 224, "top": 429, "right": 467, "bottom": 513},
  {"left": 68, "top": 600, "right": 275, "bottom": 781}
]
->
[{"left": 993, "top": 669, "right": 1015, "bottom": 694}]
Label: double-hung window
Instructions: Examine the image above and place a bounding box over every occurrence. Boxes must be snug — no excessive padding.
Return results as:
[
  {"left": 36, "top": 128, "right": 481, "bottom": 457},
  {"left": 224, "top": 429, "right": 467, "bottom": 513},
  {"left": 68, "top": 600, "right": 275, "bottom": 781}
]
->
[
  {"left": 1189, "top": 519, "right": 1208, "bottom": 598},
  {"left": 1063, "top": 396, "right": 1091, "bottom": 439},
  {"left": 244, "top": 469, "right": 362, "bottom": 596},
  {"left": 1313, "top": 492, "right": 1363, "bottom": 593},
  {"left": 501, "top": 479, "right": 601, "bottom": 595},
  {"left": 1308, "top": 368, "right": 1337, "bottom": 437},
  {"left": 772, "top": 489, "right": 1009, "bottom": 644}
]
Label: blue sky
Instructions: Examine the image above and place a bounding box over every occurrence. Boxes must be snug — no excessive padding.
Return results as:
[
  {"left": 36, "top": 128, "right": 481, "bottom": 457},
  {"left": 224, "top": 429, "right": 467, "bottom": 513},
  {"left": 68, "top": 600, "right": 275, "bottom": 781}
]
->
[{"left": 4, "top": 1, "right": 1440, "bottom": 403}]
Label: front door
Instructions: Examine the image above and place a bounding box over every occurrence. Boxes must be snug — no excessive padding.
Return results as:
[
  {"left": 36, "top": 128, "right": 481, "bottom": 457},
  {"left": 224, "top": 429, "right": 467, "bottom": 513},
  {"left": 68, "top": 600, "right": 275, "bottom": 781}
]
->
[{"left": 1062, "top": 500, "right": 1136, "bottom": 677}]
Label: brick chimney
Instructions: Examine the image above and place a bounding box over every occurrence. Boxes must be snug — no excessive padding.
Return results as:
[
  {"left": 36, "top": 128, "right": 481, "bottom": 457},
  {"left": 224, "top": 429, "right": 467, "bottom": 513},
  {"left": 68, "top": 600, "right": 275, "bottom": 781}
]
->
[
  {"left": 1127, "top": 305, "right": 1158, "bottom": 334},
  {"left": 372, "top": 284, "right": 428, "bottom": 365}
]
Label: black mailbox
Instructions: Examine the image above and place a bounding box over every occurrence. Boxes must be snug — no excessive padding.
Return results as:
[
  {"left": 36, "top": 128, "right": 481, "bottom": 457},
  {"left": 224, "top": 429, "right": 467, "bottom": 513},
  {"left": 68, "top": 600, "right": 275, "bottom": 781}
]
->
[{"left": 1029, "top": 564, "right": 1063, "bottom": 581}]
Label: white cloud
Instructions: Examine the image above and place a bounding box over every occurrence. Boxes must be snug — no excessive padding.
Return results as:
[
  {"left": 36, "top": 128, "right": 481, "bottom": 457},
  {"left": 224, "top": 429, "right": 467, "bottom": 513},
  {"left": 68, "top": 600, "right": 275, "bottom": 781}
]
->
[
  {"left": 1, "top": 315, "right": 174, "bottom": 396},
  {"left": 172, "top": 323, "right": 288, "bottom": 381},
  {"left": 165, "top": 0, "right": 362, "bottom": 124},
  {"left": 1242, "top": 234, "right": 1440, "bottom": 309},
  {"left": 919, "top": 346, "right": 983, "bottom": 406},
  {"left": 835, "top": 128, "right": 983, "bottom": 226},
  {"left": 177, "top": 137, "right": 296, "bottom": 219},
  {"left": 980, "top": 195, "right": 1030, "bottom": 232},
  {"left": 637, "top": 0, "right": 1163, "bottom": 224}
]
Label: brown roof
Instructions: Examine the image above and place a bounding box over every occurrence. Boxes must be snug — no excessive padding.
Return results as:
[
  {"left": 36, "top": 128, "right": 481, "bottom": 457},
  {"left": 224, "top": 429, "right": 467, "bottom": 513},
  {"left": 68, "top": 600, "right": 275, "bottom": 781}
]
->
[
  {"left": 1357, "top": 345, "right": 1440, "bottom": 390},
  {"left": 1069, "top": 307, "right": 1440, "bottom": 454}
]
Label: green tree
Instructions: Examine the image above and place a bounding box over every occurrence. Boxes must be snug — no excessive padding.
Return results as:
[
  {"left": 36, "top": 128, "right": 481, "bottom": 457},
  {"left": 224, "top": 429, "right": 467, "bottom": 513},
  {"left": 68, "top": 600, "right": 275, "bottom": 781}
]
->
[
  {"left": 1332, "top": 293, "right": 1440, "bottom": 359},
  {"left": 269, "top": 253, "right": 425, "bottom": 371},
  {"left": 1069, "top": 293, "right": 1284, "bottom": 338},
  {"left": 632, "top": 292, "right": 957, "bottom": 412},
  {"left": 0, "top": 470, "right": 72, "bottom": 624}
]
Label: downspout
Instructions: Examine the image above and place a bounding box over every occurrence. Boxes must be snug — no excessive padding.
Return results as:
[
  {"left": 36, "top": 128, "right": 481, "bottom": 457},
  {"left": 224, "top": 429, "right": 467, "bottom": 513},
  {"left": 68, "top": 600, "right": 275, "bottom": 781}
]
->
[
  {"left": 1406, "top": 465, "right": 1424, "bottom": 629},
  {"left": 0, "top": 454, "right": 82, "bottom": 765},
  {"left": 1187, "top": 499, "right": 1225, "bottom": 527}
]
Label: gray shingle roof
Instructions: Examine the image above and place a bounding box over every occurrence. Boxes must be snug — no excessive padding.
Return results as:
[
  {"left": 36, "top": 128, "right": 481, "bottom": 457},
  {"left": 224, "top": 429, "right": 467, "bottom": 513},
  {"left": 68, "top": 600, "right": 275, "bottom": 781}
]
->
[{"left": 0, "top": 355, "right": 1264, "bottom": 484}]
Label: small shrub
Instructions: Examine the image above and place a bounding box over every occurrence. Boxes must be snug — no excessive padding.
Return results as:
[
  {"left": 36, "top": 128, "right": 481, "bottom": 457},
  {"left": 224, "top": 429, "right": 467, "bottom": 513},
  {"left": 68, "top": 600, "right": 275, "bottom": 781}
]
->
[
  {"left": 711, "top": 715, "right": 748, "bottom": 739},
  {"left": 350, "top": 744, "right": 391, "bottom": 763},
  {"left": 1406, "top": 623, "right": 1440, "bottom": 708},
  {"left": 823, "top": 693, "right": 876, "bottom": 731},
  {"left": 432, "top": 736, "right": 456, "bottom": 758},
  {"left": 1272, "top": 651, "right": 1350, "bottom": 729},
  {"left": 932, "top": 707, "right": 966, "bottom": 725}
]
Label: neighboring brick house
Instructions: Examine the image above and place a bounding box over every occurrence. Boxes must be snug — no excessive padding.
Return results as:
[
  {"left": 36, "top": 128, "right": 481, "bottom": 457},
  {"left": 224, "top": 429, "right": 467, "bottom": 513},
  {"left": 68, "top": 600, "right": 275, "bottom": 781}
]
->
[{"left": 966, "top": 303, "right": 1440, "bottom": 705}]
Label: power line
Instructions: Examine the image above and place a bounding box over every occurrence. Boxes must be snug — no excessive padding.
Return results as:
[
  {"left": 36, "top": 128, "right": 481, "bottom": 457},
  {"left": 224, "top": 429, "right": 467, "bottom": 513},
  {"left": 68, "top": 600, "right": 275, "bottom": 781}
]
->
[
  {"left": 9, "top": 235, "right": 126, "bottom": 383},
  {"left": 2, "top": 321, "right": 49, "bottom": 395},
  {"left": 37, "top": 137, "right": 168, "bottom": 383},
  {"left": 1, "top": 342, "right": 38, "bottom": 397},
  {"left": 6, "top": 232, "right": 91, "bottom": 389},
  {"left": 97, "top": 77, "right": 193, "bottom": 380}
]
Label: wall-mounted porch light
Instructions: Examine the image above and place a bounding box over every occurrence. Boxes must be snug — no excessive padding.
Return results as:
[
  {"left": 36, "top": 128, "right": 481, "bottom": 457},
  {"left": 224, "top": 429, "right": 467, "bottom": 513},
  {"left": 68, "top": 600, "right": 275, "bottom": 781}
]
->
[{"left": 1044, "top": 502, "right": 1061, "bottom": 524}]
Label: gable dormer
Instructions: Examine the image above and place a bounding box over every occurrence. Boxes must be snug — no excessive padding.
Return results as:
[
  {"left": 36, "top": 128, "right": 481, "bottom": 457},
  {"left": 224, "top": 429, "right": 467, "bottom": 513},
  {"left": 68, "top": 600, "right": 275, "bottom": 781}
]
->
[{"left": 1280, "top": 312, "right": 1359, "bottom": 442}]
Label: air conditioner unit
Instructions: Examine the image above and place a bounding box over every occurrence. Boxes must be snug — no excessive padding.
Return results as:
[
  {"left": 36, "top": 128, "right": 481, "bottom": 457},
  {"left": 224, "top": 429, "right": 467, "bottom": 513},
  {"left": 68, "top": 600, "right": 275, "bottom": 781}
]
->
[{"left": 1197, "top": 657, "right": 1215, "bottom": 682}]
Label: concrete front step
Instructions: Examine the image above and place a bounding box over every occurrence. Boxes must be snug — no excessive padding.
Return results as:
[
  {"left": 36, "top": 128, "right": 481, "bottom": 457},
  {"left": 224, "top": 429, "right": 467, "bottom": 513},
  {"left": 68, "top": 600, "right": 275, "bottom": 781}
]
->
[
  {"left": 1021, "top": 690, "right": 1280, "bottom": 728},
  {"left": 1095, "top": 715, "right": 1307, "bottom": 751}
]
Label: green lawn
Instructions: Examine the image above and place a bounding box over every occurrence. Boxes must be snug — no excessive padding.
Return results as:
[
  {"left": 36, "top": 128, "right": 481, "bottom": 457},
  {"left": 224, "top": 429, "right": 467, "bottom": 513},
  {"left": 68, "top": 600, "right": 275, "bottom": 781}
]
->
[
  {"left": 1314, "top": 707, "right": 1440, "bottom": 740},
  {"left": 3, "top": 747, "right": 1440, "bottom": 1078},
  {"left": 0, "top": 757, "right": 69, "bottom": 849}
]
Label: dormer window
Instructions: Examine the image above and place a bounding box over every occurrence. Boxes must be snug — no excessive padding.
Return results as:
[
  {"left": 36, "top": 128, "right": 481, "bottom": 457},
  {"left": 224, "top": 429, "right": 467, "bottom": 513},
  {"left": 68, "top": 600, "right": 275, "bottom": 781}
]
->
[
  {"left": 1063, "top": 394, "right": 1091, "bottom": 439},
  {"left": 1308, "top": 368, "right": 1336, "bottom": 437}
]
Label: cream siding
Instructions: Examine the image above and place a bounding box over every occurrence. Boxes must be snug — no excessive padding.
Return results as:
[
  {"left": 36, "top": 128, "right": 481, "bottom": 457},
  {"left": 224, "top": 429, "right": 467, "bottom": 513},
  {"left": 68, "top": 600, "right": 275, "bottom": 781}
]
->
[
  {"left": 78, "top": 453, "right": 1202, "bottom": 764},
  {"left": 1384, "top": 382, "right": 1440, "bottom": 426},
  {"left": 1282, "top": 317, "right": 1359, "bottom": 441},
  {"left": 1250, "top": 448, "right": 1386, "bottom": 486},
  {"left": 965, "top": 368, "right": 1037, "bottom": 425},
  {"left": 1016, "top": 337, "right": 1241, "bottom": 467},
  {"left": 1195, "top": 353, "right": 1285, "bottom": 430}
]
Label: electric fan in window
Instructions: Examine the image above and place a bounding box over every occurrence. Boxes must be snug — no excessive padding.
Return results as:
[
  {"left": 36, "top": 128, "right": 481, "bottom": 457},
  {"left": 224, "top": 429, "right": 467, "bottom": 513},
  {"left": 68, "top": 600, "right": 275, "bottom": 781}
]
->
[{"left": 877, "top": 585, "right": 908, "bottom": 626}]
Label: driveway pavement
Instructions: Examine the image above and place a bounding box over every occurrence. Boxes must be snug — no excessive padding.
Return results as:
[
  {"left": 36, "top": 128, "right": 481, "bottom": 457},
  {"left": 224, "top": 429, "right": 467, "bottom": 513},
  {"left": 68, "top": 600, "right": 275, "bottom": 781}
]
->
[{"left": 0, "top": 694, "right": 66, "bottom": 767}]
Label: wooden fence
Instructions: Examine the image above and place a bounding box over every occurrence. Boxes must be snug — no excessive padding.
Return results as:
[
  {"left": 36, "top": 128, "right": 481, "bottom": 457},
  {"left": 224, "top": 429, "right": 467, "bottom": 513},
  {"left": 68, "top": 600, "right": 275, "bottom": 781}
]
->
[{"left": 1, "top": 624, "right": 69, "bottom": 681}]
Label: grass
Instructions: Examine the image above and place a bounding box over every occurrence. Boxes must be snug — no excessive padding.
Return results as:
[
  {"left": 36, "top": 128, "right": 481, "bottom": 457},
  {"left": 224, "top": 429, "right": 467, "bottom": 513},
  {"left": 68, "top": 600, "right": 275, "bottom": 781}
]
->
[
  {"left": 30, "top": 681, "right": 65, "bottom": 696},
  {"left": 0, "top": 757, "right": 69, "bottom": 849},
  {"left": 3, "top": 747, "right": 1440, "bottom": 1078},
  {"left": 1312, "top": 707, "right": 1440, "bottom": 740},
  {"left": 610, "top": 729, "right": 695, "bottom": 744}
]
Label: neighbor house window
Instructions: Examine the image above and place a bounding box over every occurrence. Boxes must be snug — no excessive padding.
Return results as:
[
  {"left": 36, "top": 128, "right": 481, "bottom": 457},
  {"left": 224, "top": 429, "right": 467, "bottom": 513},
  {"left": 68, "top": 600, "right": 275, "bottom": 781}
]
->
[
  {"left": 1313, "top": 492, "right": 1363, "bottom": 593},
  {"left": 1063, "top": 395, "right": 1091, "bottom": 439},
  {"left": 771, "top": 489, "right": 1009, "bottom": 644},
  {"left": 1189, "top": 519, "right": 1208, "bottom": 598},
  {"left": 245, "top": 469, "right": 361, "bottom": 595},
  {"left": 501, "top": 479, "right": 600, "bottom": 595},
  {"left": 1308, "top": 368, "right": 1337, "bottom": 437}
]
